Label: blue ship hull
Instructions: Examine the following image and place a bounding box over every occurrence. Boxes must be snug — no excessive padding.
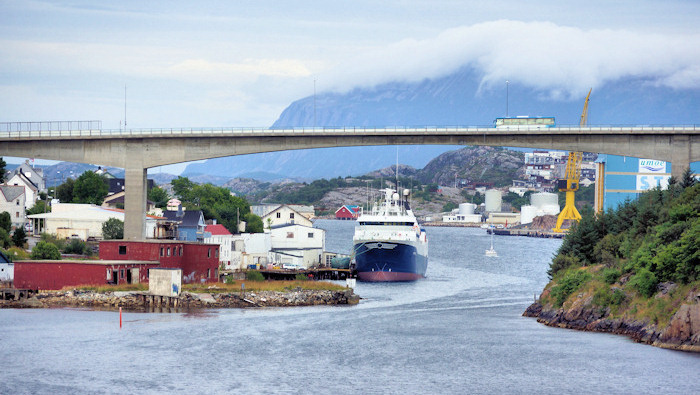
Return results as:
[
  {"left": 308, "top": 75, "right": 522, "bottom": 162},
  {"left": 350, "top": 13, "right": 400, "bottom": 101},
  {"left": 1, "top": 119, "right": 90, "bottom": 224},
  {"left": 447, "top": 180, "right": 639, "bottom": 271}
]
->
[{"left": 353, "top": 241, "right": 428, "bottom": 282}]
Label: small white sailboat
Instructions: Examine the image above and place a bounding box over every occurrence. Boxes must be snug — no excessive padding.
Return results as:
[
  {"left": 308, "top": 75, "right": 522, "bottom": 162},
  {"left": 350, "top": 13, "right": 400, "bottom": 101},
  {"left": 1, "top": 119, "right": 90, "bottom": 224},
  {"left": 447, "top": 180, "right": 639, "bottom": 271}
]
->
[{"left": 485, "top": 231, "right": 498, "bottom": 257}]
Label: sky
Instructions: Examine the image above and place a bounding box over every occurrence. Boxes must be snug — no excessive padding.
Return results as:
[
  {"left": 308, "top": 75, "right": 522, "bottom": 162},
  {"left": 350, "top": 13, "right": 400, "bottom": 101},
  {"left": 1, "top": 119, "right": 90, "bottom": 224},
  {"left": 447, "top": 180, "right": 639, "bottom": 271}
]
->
[{"left": 2, "top": 0, "right": 700, "bottom": 170}]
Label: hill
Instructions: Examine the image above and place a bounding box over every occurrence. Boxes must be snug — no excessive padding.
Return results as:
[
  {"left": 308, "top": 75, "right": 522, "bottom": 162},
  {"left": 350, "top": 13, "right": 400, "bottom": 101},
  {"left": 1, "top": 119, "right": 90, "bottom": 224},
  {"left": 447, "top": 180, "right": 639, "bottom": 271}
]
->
[{"left": 524, "top": 180, "right": 700, "bottom": 352}]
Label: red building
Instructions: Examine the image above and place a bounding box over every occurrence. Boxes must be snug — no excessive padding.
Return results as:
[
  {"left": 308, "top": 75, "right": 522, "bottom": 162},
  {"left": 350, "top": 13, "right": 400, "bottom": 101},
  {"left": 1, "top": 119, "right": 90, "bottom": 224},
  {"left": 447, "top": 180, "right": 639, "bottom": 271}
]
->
[
  {"left": 335, "top": 205, "right": 360, "bottom": 220},
  {"left": 99, "top": 240, "right": 219, "bottom": 284},
  {"left": 14, "top": 260, "right": 159, "bottom": 290}
]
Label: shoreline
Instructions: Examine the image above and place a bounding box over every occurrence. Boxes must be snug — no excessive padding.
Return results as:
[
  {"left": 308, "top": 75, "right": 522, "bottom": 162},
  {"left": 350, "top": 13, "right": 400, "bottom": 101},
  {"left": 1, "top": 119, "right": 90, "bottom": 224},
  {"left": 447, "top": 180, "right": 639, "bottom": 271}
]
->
[
  {"left": 523, "top": 300, "right": 700, "bottom": 353},
  {"left": 0, "top": 288, "right": 360, "bottom": 311}
]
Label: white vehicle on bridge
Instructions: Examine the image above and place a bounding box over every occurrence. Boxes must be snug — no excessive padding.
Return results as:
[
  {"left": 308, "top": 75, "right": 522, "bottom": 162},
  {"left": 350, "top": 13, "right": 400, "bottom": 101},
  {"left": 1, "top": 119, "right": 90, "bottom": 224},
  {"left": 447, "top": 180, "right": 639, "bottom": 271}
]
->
[{"left": 494, "top": 116, "right": 556, "bottom": 129}]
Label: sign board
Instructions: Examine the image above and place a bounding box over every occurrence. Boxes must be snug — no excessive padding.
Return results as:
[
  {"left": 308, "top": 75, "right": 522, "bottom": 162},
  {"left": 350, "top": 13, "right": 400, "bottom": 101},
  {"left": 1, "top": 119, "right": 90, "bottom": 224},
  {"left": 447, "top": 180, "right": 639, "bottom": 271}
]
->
[
  {"left": 149, "top": 268, "right": 182, "bottom": 297},
  {"left": 636, "top": 159, "right": 670, "bottom": 191}
]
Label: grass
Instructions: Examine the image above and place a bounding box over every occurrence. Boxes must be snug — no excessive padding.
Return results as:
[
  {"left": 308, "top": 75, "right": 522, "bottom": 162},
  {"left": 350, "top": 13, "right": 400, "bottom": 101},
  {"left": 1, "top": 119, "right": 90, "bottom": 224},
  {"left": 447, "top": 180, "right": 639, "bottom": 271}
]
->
[
  {"left": 56, "top": 279, "right": 348, "bottom": 294},
  {"left": 59, "top": 283, "right": 148, "bottom": 293},
  {"left": 184, "top": 280, "right": 347, "bottom": 294}
]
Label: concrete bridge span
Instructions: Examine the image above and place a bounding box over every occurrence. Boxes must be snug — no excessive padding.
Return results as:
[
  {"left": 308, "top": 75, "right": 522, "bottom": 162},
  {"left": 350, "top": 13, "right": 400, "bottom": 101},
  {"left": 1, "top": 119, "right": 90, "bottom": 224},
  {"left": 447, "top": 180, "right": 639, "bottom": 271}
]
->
[{"left": 1, "top": 125, "right": 698, "bottom": 239}]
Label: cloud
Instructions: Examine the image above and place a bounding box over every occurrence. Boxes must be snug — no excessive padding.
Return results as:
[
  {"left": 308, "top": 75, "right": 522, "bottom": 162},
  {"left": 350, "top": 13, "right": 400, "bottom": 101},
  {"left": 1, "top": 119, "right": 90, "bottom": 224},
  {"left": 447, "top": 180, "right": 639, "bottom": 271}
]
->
[{"left": 322, "top": 20, "right": 700, "bottom": 98}]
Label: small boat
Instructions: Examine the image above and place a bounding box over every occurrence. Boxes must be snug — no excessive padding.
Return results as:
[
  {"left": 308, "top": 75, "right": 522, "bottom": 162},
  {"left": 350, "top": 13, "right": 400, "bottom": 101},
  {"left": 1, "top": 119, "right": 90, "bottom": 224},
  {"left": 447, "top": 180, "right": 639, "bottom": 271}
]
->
[{"left": 485, "top": 232, "right": 498, "bottom": 257}]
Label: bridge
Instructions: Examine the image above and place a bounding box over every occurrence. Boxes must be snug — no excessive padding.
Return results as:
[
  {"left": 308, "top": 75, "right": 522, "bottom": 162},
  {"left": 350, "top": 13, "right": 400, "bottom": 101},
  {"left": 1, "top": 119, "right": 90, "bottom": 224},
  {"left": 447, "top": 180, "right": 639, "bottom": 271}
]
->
[{"left": 1, "top": 123, "right": 698, "bottom": 239}]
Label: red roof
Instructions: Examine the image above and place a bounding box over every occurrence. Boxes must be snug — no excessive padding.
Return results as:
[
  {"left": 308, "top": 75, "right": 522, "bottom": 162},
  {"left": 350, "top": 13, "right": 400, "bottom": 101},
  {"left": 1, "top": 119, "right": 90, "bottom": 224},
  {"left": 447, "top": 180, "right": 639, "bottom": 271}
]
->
[{"left": 205, "top": 224, "right": 232, "bottom": 236}]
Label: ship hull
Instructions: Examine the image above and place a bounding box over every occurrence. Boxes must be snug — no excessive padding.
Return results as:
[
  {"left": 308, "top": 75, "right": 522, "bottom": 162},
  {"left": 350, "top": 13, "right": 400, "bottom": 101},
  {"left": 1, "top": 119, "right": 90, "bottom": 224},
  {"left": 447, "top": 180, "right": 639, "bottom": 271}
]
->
[{"left": 353, "top": 241, "right": 428, "bottom": 282}]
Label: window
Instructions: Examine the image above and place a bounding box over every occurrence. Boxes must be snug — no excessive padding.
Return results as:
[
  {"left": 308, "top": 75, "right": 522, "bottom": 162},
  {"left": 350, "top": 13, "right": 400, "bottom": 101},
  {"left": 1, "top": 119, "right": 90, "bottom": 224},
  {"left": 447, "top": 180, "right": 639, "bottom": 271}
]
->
[
  {"left": 120, "top": 269, "right": 124, "bottom": 279},
  {"left": 179, "top": 246, "right": 183, "bottom": 255},
  {"left": 286, "top": 232, "right": 294, "bottom": 238},
  {"left": 160, "top": 247, "right": 164, "bottom": 257},
  {"left": 118, "top": 245, "right": 127, "bottom": 255},
  {"left": 15, "top": 212, "right": 19, "bottom": 217},
  {"left": 308, "top": 232, "right": 314, "bottom": 238},
  {"left": 167, "top": 247, "right": 171, "bottom": 256},
  {"left": 290, "top": 213, "right": 294, "bottom": 219},
  {"left": 276, "top": 212, "right": 281, "bottom": 218},
  {"left": 207, "top": 268, "right": 211, "bottom": 278},
  {"left": 208, "top": 248, "right": 211, "bottom": 258},
  {"left": 215, "top": 249, "right": 219, "bottom": 258},
  {"left": 16, "top": 200, "right": 19, "bottom": 205}
]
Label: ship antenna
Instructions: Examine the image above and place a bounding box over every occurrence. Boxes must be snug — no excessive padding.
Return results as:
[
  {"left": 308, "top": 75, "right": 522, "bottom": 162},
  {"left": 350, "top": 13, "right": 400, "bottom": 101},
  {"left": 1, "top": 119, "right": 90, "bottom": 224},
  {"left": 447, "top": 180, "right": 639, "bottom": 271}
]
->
[{"left": 395, "top": 146, "right": 399, "bottom": 191}]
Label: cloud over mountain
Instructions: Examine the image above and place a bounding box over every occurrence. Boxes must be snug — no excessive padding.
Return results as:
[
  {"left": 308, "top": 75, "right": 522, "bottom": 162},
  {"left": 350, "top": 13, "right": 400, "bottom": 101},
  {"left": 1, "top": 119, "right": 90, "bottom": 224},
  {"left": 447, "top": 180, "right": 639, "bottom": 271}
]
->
[{"left": 322, "top": 20, "right": 700, "bottom": 99}]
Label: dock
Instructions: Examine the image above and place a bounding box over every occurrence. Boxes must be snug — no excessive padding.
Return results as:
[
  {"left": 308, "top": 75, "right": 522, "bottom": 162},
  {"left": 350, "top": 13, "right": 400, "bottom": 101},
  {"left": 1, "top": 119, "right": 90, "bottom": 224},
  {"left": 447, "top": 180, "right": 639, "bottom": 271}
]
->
[
  {"left": 487, "top": 228, "right": 565, "bottom": 238},
  {"left": 259, "top": 268, "right": 354, "bottom": 281}
]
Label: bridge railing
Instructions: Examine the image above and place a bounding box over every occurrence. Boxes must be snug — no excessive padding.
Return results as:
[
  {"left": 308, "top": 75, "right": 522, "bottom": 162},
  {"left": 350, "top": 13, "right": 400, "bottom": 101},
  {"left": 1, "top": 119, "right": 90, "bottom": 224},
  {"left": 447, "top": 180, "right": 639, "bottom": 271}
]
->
[{"left": 0, "top": 123, "right": 698, "bottom": 138}]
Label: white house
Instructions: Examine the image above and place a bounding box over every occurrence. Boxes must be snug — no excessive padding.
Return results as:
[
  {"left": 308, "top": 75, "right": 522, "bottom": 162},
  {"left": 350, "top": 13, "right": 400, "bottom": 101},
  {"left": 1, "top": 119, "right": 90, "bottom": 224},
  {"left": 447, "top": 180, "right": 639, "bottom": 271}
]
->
[
  {"left": 27, "top": 203, "right": 162, "bottom": 240},
  {"left": 7, "top": 172, "right": 39, "bottom": 211},
  {"left": 269, "top": 223, "right": 325, "bottom": 269},
  {"left": 0, "top": 185, "right": 27, "bottom": 229},
  {"left": 261, "top": 205, "right": 313, "bottom": 230},
  {"left": 12, "top": 160, "right": 46, "bottom": 192}
]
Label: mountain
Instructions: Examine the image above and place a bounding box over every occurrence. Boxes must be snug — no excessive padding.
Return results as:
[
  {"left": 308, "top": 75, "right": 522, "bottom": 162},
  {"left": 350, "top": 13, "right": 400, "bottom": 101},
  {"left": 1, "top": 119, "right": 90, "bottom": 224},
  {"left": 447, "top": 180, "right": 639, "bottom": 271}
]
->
[
  {"left": 417, "top": 146, "right": 525, "bottom": 186},
  {"left": 184, "top": 67, "right": 700, "bottom": 180}
]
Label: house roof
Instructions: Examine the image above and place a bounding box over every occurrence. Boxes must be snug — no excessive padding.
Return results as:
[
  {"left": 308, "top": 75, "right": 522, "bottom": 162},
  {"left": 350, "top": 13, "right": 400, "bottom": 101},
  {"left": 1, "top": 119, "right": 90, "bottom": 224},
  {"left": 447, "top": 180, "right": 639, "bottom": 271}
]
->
[
  {"left": 162, "top": 210, "right": 203, "bottom": 227},
  {"left": 205, "top": 224, "right": 232, "bottom": 236},
  {"left": 335, "top": 205, "right": 360, "bottom": 214},
  {"left": 0, "top": 185, "right": 25, "bottom": 202}
]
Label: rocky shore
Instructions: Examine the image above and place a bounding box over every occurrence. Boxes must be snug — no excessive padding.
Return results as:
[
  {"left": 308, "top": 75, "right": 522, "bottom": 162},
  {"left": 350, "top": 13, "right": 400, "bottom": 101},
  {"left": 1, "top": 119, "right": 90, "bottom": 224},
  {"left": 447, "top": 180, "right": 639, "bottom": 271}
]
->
[
  {"left": 0, "top": 288, "right": 360, "bottom": 311},
  {"left": 523, "top": 290, "right": 700, "bottom": 353}
]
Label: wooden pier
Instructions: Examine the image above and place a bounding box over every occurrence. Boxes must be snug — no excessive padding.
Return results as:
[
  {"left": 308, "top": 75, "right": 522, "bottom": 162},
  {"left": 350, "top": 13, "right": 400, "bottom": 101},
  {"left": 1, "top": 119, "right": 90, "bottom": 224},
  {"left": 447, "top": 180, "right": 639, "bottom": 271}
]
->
[{"left": 1, "top": 288, "right": 37, "bottom": 301}]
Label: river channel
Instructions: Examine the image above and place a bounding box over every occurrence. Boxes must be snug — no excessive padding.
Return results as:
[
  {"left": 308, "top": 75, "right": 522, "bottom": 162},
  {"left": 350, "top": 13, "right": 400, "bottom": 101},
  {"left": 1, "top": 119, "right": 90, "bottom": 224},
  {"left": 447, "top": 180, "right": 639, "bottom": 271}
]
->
[{"left": 1, "top": 220, "right": 698, "bottom": 394}]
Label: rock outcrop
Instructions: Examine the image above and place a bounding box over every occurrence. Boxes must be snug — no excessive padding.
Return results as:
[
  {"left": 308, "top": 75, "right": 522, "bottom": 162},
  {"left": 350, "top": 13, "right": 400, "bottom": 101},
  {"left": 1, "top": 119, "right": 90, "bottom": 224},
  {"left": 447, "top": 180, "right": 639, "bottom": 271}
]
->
[{"left": 524, "top": 290, "right": 700, "bottom": 352}]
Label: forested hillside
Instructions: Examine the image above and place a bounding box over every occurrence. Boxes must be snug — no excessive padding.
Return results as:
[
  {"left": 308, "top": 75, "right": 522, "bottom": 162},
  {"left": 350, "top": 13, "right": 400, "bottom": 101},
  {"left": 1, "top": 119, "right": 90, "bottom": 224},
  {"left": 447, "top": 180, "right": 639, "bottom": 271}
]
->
[{"left": 526, "top": 172, "right": 699, "bottom": 351}]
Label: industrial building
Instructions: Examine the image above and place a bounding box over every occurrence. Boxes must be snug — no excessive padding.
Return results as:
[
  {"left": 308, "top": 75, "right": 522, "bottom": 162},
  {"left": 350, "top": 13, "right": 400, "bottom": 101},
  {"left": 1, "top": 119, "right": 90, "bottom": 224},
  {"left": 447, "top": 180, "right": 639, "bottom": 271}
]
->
[
  {"left": 99, "top": 240, "right": 220, "bottom": 284},
  {"left": 14, "top": 260, "right": 159, "bottom": 290}
]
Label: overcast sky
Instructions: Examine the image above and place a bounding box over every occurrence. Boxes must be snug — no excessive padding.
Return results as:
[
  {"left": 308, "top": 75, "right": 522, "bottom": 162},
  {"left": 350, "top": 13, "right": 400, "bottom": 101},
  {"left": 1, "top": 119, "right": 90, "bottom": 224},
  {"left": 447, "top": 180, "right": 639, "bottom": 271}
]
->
[{"left": 2, "top": 1, "right": 700, "bottom": 169}]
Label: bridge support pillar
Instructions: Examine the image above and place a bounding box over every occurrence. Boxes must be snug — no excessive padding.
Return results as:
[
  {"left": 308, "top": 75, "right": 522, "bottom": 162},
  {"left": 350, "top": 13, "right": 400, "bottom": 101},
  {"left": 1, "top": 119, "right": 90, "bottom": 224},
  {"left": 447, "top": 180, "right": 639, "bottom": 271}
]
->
[
  {"left": 671, "top": 135, "right": 691, "bottom": 179},
  {"left": 124, "top": 162, "right": 147, "bottom": 240}
]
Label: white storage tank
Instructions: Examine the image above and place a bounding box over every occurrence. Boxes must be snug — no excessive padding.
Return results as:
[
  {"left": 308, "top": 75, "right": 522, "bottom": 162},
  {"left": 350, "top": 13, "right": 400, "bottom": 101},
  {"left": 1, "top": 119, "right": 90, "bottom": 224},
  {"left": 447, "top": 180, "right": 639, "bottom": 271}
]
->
[
  {"left": 531, "top": 192, "right": 558, "bottom": 209},
  {"left": 485, "top": 189, "right": 502, "bottom": 212},
  {"left": 458, "top": 203, "right": 476, "bottom": 215},
  {"left": 520, "top": 205, "right": 538, "bottom": 225}
]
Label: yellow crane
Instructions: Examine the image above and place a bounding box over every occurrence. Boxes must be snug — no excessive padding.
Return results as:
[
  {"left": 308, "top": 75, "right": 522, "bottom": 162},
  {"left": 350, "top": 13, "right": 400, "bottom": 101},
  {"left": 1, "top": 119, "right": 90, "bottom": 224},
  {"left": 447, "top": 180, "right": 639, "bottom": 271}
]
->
[{"left": 552, "top": 89, "right": 591, "bottom": 232}]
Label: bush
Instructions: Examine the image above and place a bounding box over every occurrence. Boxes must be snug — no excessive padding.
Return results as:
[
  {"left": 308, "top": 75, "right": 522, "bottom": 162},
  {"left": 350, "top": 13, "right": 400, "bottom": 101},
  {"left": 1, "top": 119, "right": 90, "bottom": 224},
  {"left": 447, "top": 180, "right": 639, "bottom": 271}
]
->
[
  {"left": 295, "top": 273, "right": 309, "bottom": 281},
  {"left": 246, "top": 270, "right": 265, "bottom": 281},
  {"left": 11, "top": 227, "right": 27, "bottom": 248},
  {"left": 629, "top": 268, "right": 659, "bottom": 298},
  {"left": 547, "top": 254, "right": 581, "bottom": 278},
  {"left": 602, "top": 268, "right": 621, "bottom": 285},
  {"left": 549, "top": 270, "right": 592, "bottom": 307},
  {"left": 63, "top": 238, "right": 89, "bottom": 255},
  {"left": 4, "top": 247, "right": 29, "bottom": 261},
  {"left": 592, "top": 287, "right": 626, "bottom": 308},
  {"left": 0, "top": 228, "right": 10, "bottom": 249},
  {"left": 30, "top": 241, "right": 62, "bottom": 260}
]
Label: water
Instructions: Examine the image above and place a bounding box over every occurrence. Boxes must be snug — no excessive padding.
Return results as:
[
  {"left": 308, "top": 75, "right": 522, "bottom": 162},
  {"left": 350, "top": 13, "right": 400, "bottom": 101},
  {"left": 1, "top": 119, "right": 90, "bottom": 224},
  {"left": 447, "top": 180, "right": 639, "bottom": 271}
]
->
[{"left": 1, "top": 220, "right": 698, "bottom": 394}]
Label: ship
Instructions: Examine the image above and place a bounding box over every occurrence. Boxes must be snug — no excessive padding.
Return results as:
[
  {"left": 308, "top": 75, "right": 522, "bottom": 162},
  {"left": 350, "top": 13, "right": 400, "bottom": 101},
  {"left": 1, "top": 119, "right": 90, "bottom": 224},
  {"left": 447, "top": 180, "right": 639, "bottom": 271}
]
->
[{"left": 352, "top": 188, "right": 428, "bottom": 281}]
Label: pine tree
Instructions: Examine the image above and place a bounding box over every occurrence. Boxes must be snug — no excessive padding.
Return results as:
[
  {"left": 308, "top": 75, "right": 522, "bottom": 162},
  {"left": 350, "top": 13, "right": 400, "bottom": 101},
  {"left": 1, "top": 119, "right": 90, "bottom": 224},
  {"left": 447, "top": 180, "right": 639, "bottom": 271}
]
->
[{"left": 680, "top": 167, "right": 697, "bottom": 189}]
